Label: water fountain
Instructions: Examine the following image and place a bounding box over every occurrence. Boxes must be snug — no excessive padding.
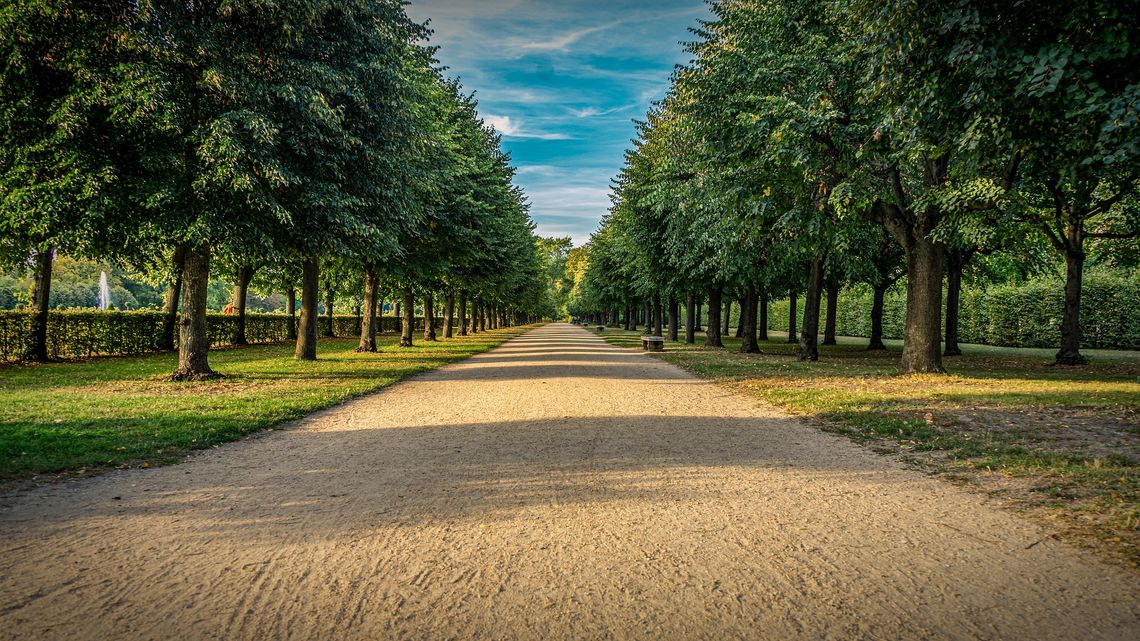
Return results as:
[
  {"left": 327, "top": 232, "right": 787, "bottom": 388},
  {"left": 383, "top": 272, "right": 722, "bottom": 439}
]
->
[{"left": 98, "top": 271, "right": 112, "bottom": 310}]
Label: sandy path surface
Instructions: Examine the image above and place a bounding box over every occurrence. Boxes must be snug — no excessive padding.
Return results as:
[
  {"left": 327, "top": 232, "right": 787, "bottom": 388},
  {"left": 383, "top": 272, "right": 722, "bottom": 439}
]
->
[{"left": 1, "top": 323, "right": 1137, "bottom": 640}]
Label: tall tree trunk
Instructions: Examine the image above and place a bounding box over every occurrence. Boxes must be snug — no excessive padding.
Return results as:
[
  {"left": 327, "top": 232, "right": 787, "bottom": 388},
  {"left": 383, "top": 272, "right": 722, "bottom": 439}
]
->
[
  {"left": 667, "top": 297, "right": 679, "bottom": 341},
  {"left": 722, "top": 298, "right": 732, "bottom": 336},
  {"left": 740, "top": 285, "right": 760, "bottom": 353},
  {"left": 459, "top": 290, "right": 469, "bottom": 336},
  {"left": 868, "top": 284, "right": 887, "bottom": 350},
  {"left": 160, "top": 245, "right": 187, "bottom": 351},
  {"left": 822, "top": 280, "right": 839, "bottom": 346},
  {"left": 705, "top": 287, "right": 723, "bottom": 347},
  {"left": 944, "top": 250, "right": 965, "bottom": 356},
  {"left": 443, "top": 292, "right": 455, "bottom": 338},
  {"left": 26, "top": 246, "right": 53, "bottom": 362},
  {"left": 1056, "top": 238, "right": 1087, "bottom": 365},
  {"left": 787, "top": 291, "right": 798, "bottom": 343},
  {"left": 899, "top": 237, "right": 945, "bottom": 373},
  {"left": 423, "top": 292, "right": 437, "bottom": 341},
  {"left": 758, "top": 289, "right": 769, "bottom": 341},
  {"left": 624, "top": 304, "right": 633, "bottom": 330},
  {"left": 685, "top": 292, "right": 696, "bottom": 344},
  {"left": 735, "top": 296, "right": 745, "bottom": 338},
  {"left": 173, "top": 243, "right": 215, "bottom": 378},
  {"left": 798, "top": 256, "right": 824, "bottom": 361},
  {"left": 479, "top": 300, "right": 487, "bottom": 332},
  {"left": 231, "top": 264, "right": 255, "bottom": 345},
  {"left": 695, "top": 299, "right": 703, "bottom": 332},
  {"left": 652, "top": 295, "right": 663, "bottom": 336},
  {"left": 294, "top": 257, "right": 319, "bottom": 361},
  {"left": 323, "top": 285, "right": 335, "bottom": 337},
  {"left": 399, "top": 288, "right": 415, "bottom": 347},
  {"left": 357, "top": 263, "right": 379, "bottom": 352},
  {"left": 286, "top": 286, "right": 297, "bottom": 340}
]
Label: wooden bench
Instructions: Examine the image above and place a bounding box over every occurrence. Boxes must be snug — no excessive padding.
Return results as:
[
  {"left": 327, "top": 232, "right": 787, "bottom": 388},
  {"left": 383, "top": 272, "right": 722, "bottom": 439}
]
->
[
  {"left": 596, "top": 325, "right": 605, "bottom": 333},
  {"left": 642, "top": 335, "right": 665, "bottom": 351}
]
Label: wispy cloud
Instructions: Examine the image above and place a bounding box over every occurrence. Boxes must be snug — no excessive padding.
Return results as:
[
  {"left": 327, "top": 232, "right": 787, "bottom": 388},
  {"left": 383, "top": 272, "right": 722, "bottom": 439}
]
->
[
  {"left": 516, "top": 20, "right": 624, "bottom": 51},
  {"left": 484, "top": 114, "right": 574, "bottom": 140},
  {"left": 567, "top": 104, "right": 637, "bottom": 119}
]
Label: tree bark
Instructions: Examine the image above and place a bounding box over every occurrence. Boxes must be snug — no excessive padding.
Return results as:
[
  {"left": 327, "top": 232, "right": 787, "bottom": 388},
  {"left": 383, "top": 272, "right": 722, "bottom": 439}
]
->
[
  {"left": 443, "top": 292, "right": 455, "bottom": 338},
  {"left": 399, "top": 288, "right": 415, "bottom": 347},
  {"left": 705, "top": 287, "right": 723, "bottom": 347},
  {"left": 899, "top": 237, "right": 945, "bottom": 373},
  {"left": 286, "top": 286, "right": 297, "bottom": 340},
  {"left": 871, "top": 193, "right": 948, "bottom": 374},
  {"left": 173, "top": 243, "right": 216, "bottom": 378},
  {"left": 1056, "top": 241, "right": 1087, "bottom": 365},
  {"left": 740, "top": 285, "right": 760, "bottom": 353},
  {"left": 722, "top": 298, "right": 732, "bottom": 337},
  {"left": 160, "top": 245, "right": 187, "bottom": 351},
  {"left": 822, "top": 280, "right": 839, "bottom": 346},
  {"left": 667, "top": 297, "right": 679, "bottom": 341},
  {"left": 787, "top": 291, "right": 798, "bottom": 343},
  {"left": 868, "top": 284, "right": 887, "bottom": 350},
  {"left": 323, "top": 285, "right": 335, "bottom": 337},
  {"left": 459, "top": 290, "right": 469, "bottom": 336},
  {"left": 944, "top": 250, "right": 965, "bottom": 356},
  {"left": 684, "top": 292, "right": 696, "bottom": 344},
  {"left": 356, "top": 263, "right": 379, "bottom": 352},
  {"left": 798, "top": 256, "right": 824, "bottom": 361},
  {"left": 479, "top": 300, "right": 487, "bottom": 332},
  {"left": 231, "top": 264, "right": 255, "bottom": 345},
  {"left": 26, "top": 246, "right": 53, "bottom": 362},
  {"left": 758, "top": 289, "right": 769, "bottom": 341},
  {"left": 423, "top": 292, "right": 437, "bottom": 341},
  {"left": 652, "top": 295, "right": 663, "bottom": 337},
  {"left": 694, "top": 299, "right": 703, "bottom": 332},
  {"left": 294, "top": 257, "right": 319, "bottom": 361},
  {"left": 735, "top": 296, "right": 745, "bottom": 338}
]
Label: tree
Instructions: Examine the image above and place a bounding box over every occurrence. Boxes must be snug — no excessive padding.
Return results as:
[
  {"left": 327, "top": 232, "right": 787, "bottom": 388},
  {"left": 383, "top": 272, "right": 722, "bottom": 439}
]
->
[{"left": 0, "top": 0, "right": 129, "bottom": 360}]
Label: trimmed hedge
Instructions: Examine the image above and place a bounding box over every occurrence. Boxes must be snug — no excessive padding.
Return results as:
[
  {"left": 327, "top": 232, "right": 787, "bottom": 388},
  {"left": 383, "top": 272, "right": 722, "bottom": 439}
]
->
[
  {"left": 0, "top": 311, "right": 446, "bottom": 362},
  {"left": 766, "top": 271, "right": 1139, "bottom": 351}
]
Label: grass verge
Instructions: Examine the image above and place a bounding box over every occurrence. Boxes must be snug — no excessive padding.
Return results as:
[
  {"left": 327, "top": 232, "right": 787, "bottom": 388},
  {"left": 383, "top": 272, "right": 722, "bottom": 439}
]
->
[
  {"left": 602, "top": 327, "right": 1140, "bottom": 568},
  {"left": 0, "top": 326, "right": 534, "bottom": 484}
]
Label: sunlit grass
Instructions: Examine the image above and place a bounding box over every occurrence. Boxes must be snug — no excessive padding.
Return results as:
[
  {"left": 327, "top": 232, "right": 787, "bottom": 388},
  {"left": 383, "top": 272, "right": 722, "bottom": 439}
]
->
[{"left": 0, "top": 327, "right": 533, "bottom": 479}]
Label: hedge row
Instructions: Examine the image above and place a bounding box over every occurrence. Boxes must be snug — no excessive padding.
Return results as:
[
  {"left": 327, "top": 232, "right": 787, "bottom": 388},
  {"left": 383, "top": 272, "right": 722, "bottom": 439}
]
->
[
  {"left": 766, "top": 271, "right": 1139, "bottom": 351},
  {"left": 0, "top": 311, "right": 446, "bottom": 362}
]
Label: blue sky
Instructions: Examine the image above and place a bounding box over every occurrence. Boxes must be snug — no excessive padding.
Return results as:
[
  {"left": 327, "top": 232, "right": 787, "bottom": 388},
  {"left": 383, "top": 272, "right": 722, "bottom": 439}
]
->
[{"left": 405, "top": 1, "right": 709, "bottom": 246}]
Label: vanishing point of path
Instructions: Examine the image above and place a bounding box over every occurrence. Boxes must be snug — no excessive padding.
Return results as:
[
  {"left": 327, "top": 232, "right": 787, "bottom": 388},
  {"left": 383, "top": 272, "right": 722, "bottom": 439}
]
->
[{"left": 1, "top": 324, "right": 1137, "bottom": 640}]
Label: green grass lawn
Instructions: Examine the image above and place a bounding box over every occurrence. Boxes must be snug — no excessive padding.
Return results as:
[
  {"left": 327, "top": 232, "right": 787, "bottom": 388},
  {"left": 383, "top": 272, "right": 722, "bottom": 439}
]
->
[
  {"left": 603, "top": 326, "right": 1140, "bottom": 567},
  {"left": 0, "top": 326, "right": 533, "bottom": 481}
]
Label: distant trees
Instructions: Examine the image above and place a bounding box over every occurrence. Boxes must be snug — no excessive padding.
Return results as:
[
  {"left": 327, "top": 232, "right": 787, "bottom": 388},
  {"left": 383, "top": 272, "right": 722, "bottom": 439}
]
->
[
  {"left": 0, "top": 0, "right": 549, "bottom": 374},
  {"left": 569, "top": 0, "right": 1139, "bottom": 372}
]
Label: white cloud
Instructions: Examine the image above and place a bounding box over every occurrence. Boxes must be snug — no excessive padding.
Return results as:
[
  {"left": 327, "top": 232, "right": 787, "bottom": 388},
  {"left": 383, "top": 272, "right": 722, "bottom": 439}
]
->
[
  {"left": 483, "top": 114, "right": 573, "bottom": 140},
  {"left": 516, "top": 20, "right": 623, "bottom": 51},
  {"left": 567, "top": 104, "right": 638, "bottom": 119}
]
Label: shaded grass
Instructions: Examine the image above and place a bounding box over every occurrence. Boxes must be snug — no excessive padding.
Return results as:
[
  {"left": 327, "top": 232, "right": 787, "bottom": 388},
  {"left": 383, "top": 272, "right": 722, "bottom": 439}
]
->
[
  {"left": 604, "top": 327, "right": 1140, "bottom": 567},
  {"left": 0, "top": 327, "right": 533, "bottom": 480}
]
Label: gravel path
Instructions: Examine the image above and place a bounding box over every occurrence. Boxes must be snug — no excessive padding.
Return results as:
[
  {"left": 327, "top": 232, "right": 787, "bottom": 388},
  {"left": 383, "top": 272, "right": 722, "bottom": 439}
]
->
[{"left": 1, "top": 323, "right": 1137, "bottom": 640}]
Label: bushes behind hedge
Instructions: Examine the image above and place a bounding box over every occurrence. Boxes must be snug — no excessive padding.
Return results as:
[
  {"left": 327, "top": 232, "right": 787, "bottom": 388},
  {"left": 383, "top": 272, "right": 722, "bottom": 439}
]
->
[
  {"left": 0, "top": 311, "right": 448, "bottom": 362},
  {"left": 766, "top": 271, "right": 1139, "bottom": 351}
]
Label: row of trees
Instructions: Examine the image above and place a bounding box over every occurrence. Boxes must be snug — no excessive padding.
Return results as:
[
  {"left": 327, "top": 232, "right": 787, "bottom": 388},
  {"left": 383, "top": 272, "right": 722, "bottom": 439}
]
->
[
  {"left": 571, "top": 0, "right": 1138, "bottom": 372},
  {"left": 1, "top": 0, "right": 551, "bottom": 377}
]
